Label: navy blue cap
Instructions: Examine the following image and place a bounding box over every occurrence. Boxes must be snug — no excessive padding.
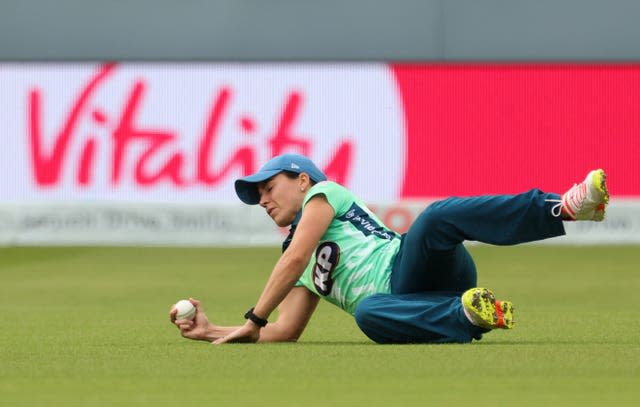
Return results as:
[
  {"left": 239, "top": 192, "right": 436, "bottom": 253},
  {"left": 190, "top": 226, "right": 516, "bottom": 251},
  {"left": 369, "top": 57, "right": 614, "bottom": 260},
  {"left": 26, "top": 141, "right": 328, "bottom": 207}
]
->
[{"left": 234, "top": 154, "right": 327, "bottom": 205}]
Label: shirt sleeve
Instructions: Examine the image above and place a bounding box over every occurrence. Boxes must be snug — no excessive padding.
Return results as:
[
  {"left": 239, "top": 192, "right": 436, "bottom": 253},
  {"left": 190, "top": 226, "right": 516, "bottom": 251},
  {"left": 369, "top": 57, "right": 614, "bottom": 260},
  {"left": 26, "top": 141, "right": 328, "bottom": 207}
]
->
[{"left": 302, "top": 181, "right": 352, "bottom": 218}]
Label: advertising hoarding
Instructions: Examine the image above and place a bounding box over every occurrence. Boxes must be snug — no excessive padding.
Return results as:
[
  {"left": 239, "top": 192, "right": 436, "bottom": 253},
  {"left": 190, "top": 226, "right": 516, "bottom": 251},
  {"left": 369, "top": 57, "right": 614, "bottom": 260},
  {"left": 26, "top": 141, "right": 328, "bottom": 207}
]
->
[{"left": 1, "top": 63, "right": 638, "bottom": 245}]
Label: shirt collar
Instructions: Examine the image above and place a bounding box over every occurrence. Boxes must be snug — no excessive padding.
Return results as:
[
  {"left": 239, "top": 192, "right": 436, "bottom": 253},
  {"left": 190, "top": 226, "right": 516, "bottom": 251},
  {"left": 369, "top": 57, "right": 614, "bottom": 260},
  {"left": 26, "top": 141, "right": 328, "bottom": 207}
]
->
[{"left": 291, "top": 211, "right": 302, "bottom": 227}]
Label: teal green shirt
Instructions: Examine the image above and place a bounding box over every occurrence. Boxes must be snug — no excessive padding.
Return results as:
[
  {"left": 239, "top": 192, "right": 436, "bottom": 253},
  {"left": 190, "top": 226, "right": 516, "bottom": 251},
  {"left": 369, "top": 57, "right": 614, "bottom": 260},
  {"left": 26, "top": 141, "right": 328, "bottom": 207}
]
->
[{"left": 295, "top": 181, "right": 401, "bottom": 315}]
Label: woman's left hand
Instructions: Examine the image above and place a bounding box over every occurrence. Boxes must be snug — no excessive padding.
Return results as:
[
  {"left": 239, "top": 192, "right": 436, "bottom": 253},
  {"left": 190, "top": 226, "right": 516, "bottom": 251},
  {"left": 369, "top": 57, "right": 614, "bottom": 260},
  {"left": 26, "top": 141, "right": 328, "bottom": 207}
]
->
[{"left": 213, "top": 320, "right": 261, "bottom": 344}]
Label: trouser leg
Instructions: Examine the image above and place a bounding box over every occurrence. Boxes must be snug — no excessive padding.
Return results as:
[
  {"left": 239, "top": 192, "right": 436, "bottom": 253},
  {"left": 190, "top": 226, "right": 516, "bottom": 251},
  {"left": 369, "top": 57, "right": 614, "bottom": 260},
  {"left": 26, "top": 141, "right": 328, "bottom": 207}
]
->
[
  {"left": 411, "top": 189, "right": 565, "bottom": 249},
  {"left": 391, "top": 189, "right": 565, "bottom": 294},
  {"left": 354, "top": 292, "right": 487, "bottom": 344}
]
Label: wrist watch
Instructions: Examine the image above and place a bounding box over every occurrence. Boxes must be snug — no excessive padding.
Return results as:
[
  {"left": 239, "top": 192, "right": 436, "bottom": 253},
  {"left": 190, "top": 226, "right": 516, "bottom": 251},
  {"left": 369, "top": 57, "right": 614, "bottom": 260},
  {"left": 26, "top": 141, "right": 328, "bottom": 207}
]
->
[{"left": 244, "top": 307, "right": 268, "bottom": 327}]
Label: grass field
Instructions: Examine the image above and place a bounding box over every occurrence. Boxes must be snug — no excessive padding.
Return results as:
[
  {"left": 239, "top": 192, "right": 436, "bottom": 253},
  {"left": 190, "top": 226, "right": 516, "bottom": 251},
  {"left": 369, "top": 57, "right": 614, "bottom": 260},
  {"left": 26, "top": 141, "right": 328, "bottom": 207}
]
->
[{"left": 1, "top": 245, "right": 638, "bottom": 406}]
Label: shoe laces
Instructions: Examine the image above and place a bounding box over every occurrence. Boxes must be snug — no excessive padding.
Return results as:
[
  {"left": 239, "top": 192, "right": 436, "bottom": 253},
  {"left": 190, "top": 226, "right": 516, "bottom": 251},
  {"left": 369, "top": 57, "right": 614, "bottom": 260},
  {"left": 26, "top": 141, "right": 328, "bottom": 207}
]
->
[
  {"left": 560, "top": 181, "right": 590, "bottom": 220},
  {"left": 545, "top": 198, "right": 563, "bottom": 217},
  {"left": 564, "top": 182, "right": 587, "bottom": 207}
]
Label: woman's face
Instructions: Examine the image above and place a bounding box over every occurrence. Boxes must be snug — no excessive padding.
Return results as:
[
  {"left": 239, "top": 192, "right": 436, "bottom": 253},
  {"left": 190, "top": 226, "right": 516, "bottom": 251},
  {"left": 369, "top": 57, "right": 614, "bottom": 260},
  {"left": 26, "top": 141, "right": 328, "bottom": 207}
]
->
[{"left": 257, "top": 173, "right": 309, "bottom": 227}]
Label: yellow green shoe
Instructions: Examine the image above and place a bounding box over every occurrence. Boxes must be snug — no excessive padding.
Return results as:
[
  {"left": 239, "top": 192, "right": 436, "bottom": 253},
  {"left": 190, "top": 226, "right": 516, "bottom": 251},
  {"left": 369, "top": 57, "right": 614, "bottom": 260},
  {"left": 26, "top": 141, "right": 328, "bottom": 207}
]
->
[
  {"left": 461, "top": 287, "right": 514, "bottom": 330},
  {"left": 561, "top": 169, "right": 609, "bottom": 221}
]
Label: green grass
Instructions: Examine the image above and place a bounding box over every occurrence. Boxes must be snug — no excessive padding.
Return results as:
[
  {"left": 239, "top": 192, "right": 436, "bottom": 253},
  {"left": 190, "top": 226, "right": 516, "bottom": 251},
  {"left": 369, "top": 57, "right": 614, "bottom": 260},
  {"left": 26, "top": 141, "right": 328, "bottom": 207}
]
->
[{"left": 1, "top": 245, "right": 639, "bottom": 406}]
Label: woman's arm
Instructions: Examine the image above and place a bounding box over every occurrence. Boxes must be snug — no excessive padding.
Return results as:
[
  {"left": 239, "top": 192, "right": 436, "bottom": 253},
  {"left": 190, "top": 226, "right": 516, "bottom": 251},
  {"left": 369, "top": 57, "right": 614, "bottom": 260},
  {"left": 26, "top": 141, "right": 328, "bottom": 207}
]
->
[
  {"left": 258, "top": 286, "right": 320, "bottom": 342},
  {"left": 213, "top": 195, "right": 334, "bottom": 344},
  {"left": 171, "top": 286, "right": 320, "bottom": 342}
]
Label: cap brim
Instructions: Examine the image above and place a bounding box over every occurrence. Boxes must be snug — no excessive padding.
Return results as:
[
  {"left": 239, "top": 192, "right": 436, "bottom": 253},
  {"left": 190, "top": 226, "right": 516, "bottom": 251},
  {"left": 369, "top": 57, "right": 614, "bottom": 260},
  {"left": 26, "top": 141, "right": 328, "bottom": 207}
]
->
[{"left": 234, "top": 169, "right": 282, "bottom": 204}]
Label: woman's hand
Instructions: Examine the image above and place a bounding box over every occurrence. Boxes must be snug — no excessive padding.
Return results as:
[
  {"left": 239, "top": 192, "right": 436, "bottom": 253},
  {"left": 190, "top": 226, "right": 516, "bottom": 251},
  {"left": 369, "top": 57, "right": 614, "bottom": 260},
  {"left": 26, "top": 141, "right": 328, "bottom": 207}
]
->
[
  {"left": 212, "top": 320, "right": 261, "bottom": 344},
  {"left": 169, "top": 298, "right": 214, "bottom": 341}
]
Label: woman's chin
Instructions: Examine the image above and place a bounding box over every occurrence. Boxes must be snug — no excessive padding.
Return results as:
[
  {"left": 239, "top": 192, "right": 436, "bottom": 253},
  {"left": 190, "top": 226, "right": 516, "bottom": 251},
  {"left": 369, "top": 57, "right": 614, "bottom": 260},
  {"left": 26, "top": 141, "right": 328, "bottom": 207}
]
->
[{"left": 272, "top": 215, "right": 294, "bottom": 228}]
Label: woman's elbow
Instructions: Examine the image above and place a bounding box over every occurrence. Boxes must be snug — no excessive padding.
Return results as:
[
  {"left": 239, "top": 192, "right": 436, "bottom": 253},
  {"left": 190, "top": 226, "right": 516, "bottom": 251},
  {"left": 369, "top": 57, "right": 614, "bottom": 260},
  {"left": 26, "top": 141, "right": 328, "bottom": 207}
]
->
[
  {"left": 279, "top": 326, "right": 304, "bottom": 342},
  {"left": 260, "top": 326, "right": 302, "bottom": 343},
  {"left": 280, "top": 252, "right": 311, "bottom": 278},
  {"left": 275, "top": 321, "right": 306, "bottom": 342}
]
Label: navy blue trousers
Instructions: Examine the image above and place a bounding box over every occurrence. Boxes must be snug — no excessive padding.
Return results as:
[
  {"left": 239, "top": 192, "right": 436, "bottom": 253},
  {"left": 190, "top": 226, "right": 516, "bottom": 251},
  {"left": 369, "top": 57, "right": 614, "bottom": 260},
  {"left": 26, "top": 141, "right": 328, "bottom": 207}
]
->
[{"left": 354, "top": 189, "right": 566, "bottom": 344}]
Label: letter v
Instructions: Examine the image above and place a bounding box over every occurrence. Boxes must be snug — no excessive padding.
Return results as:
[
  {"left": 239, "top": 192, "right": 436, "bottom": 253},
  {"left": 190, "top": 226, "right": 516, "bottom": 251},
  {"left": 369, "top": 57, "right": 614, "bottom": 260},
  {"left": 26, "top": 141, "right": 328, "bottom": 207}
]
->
[{"left": 28, "top": 63, "right": 117, "bottom": 185}]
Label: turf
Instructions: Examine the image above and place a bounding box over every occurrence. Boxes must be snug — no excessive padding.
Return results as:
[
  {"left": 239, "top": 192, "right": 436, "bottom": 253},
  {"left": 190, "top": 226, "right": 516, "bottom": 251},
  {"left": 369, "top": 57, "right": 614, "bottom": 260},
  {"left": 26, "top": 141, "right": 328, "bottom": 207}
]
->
[{"left": 1, "top": 245, "right": 638, "bottom": 406}]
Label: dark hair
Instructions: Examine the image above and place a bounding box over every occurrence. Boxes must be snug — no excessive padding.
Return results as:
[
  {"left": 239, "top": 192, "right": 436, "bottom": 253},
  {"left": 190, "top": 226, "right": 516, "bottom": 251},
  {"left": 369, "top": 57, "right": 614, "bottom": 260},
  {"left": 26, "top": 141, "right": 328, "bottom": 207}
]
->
[{"left": 281, "top": 170, "right": 318, "bottom": 186}]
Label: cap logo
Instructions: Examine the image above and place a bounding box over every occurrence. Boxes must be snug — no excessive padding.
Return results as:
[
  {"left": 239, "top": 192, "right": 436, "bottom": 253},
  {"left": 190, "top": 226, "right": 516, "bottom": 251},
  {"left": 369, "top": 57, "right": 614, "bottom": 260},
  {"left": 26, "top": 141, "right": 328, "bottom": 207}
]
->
[{"left": 290, "top": 163, "right": 300, "bottom": 169}]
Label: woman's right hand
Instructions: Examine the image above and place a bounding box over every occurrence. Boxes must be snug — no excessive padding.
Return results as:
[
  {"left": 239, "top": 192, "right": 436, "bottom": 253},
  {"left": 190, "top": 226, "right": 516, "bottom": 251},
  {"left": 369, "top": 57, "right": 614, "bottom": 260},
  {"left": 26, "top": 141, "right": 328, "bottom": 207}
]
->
[{"left": 169, "top": 298, "right": 213, "bottom": 341}]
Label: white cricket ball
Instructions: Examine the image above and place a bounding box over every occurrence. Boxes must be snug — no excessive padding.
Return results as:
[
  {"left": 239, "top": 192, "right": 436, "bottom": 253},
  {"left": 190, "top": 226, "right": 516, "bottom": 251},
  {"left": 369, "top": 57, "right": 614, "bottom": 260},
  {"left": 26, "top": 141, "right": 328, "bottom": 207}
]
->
[{"left": 174, "top": 299, "right": 196, "bottom": 320}]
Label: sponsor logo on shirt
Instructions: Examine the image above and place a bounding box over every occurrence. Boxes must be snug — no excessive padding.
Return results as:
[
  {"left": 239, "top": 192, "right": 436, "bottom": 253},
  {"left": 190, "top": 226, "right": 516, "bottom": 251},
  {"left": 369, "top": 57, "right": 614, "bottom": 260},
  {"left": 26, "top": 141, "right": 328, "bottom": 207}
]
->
[
  {"left": 313, "top": 242, "right": 340, "bottom": 296},
  {"left": 338, "top": 203, "right": 396, "bottom": 240}
]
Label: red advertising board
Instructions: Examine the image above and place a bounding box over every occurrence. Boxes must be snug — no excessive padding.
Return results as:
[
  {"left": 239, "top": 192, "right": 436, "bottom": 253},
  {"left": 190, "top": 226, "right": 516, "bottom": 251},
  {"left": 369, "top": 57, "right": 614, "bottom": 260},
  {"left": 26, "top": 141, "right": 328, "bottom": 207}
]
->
[{"left": 393, "top": 64, "right": 640, "bottom": 198}]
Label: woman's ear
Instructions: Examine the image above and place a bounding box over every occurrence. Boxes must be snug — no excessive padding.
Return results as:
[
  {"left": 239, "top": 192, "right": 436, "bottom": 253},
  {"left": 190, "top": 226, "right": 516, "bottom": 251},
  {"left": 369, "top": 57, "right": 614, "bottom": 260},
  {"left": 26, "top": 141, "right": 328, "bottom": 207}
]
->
[{"left": 299, "top": 173, "right": 311, "bottom": 192}]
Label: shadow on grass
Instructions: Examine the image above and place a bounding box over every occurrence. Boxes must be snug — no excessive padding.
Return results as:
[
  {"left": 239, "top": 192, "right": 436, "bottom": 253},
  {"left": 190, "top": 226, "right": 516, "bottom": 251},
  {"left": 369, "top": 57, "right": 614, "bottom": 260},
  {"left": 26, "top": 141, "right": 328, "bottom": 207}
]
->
[{"left": 295, "top": 339, "right": 633, "bottom": 346}]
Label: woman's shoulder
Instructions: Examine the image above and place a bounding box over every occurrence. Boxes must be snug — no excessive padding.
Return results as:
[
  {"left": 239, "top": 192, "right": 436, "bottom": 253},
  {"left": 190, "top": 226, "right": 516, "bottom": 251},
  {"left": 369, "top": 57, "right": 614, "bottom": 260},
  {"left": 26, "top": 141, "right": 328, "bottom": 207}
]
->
[
  {"left": 307, "top": 181, "right": 357, "bottom": 202},
  {"left": 309, "top": 181, "right": 350, "bottom": 194},
  {"left": 305, "top": 181, "right": 358, "bottom": 217}
]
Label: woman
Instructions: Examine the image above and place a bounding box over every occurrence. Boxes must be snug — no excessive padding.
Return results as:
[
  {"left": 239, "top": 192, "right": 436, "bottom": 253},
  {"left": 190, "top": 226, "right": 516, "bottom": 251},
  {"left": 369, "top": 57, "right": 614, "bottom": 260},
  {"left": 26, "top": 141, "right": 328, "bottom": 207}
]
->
[{"left": 170, "top": 153, "right": 609, "bottom": 344}]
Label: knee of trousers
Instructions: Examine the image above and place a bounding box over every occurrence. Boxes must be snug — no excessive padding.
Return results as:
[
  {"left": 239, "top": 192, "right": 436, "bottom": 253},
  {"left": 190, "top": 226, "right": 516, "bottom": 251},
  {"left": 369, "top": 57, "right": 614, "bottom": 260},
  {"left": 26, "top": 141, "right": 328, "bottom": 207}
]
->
[
  {"left": 354, "top": 296, "right": 378, "bottom": 330},
  {"left": 354, "top": 295, "right": 388, "bottom": 343},
  {"left": 418, "top": 200, "right": 451, "bottom": 231}
]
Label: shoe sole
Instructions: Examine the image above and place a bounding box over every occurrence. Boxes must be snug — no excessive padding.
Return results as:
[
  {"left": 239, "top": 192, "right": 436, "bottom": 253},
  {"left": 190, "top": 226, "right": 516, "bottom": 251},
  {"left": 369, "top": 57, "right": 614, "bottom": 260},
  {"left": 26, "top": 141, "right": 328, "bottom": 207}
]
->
[
  {"left": 591, "top": 169, "right": 609, "bottom": 205},
  {"left": 590, "top": 169, "right": 609, "bottom": 221},
  {"left": 462, "top": 288, "right": 514, "bottom": 330}
]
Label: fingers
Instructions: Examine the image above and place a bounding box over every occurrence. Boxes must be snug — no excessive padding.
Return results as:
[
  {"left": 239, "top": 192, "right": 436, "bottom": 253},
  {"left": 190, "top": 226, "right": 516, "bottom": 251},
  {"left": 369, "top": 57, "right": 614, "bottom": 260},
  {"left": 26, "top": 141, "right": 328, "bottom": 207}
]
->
[
  {"left": 213, "top": 335, "right": 230, "bottom": 345},
  {"left": 175, "top": 318, "right": 195, "bottom": 336},
  {"left": 213, "top": 334, "right": 254, "bottom": 345},
  {"left": 175, "top": 318, "right": 194, "bottom": 328},
  {"left": 212, "top": 329, "right": 240, "bottom": 345},
  {"left": 212, "top": 323, "right": 259, "bottom": 345},
  {"left": 189, "top": 298, "right": 203, "bottom": 313}
]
